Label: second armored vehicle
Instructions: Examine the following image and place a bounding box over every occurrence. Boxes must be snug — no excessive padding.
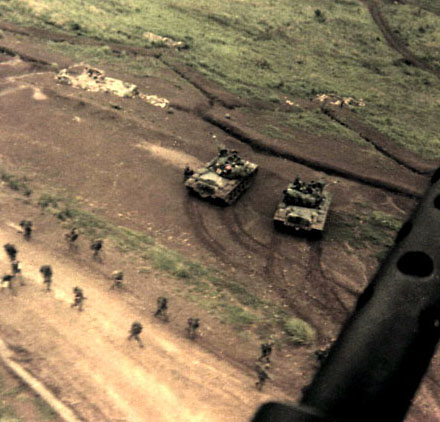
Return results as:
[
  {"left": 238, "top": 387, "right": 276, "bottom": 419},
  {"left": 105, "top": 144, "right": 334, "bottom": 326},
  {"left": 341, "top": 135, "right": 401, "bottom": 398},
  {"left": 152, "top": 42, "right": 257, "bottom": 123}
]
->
[
  {"left": 184, "top": 148, "right": 258, "bottom": 205},
  {"left": 273, "top": 176, "right": 331, "bottom": 236}
]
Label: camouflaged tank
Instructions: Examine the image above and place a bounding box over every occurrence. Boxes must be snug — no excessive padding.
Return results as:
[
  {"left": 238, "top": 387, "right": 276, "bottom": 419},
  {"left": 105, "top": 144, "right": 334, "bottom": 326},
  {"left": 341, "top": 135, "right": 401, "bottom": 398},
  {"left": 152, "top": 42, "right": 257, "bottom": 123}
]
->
[
  {"left": 273, "top": 176, "right": 331, "bottom": 236},
  {"left": 184, "top": 149, "right": 258, "bottom": 205}
]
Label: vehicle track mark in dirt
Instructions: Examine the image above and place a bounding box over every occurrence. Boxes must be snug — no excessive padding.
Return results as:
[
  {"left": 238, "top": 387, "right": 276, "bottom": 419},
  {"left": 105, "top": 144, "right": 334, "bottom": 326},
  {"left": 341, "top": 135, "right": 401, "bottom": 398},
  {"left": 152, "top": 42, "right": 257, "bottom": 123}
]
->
[
  {"left": 305, "top": 242, "right": 350, "bottom": 322},
  {"left": 228, "top": 208, "right": 302, "bottom": 265},
  {"left": 320, "top": 105, "right": 437, "bottom": 175},
  {"left": 260, "top": 234, "right": 323, "bottom": 329},
  {"left": 363, "top": 0, "right": 440, "bottom": 79},
  {"left": 184, "top": 197, "right": 249, "bottom": 271},
  {"left": 222, "top": 207, "right": 273, "bottom": 259}
]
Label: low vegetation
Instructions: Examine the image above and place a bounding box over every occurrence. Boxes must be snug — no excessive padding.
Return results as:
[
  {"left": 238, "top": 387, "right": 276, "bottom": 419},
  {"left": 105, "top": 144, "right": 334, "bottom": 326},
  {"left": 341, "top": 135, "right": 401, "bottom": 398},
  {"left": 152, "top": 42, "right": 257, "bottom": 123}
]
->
[
  {"left": 1, "top": 170, "right": 32, "bottom": 196},
  {"left": 1, "top": 0, "right": 439, "bottom": 158},
  {"left": 36, "top": 191, "right": 300, "bottom": 342},
  {"left": 327, "top": 205, "right": 403, "bottom": 255},
  {"left": 284, "top": 317, "right": 316, "bottom": 345}
]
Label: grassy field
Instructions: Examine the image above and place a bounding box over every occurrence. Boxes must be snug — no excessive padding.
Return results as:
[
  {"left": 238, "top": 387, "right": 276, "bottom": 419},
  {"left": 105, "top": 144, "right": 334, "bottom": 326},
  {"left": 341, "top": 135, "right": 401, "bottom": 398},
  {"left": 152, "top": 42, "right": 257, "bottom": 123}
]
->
[{"left": 1, "top": 0, "right": 439, "bottom": 158}]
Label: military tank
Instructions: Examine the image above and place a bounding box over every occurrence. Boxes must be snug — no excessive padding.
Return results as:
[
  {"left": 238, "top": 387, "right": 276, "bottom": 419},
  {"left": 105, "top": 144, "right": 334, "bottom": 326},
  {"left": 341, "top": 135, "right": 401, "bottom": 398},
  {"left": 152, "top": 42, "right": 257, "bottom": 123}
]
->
[
  {"left": 184, "top": 148, "right": 258, "bottom": 205},
  {"left": 273, "top": 176, "right": 331, "bottom": 236}
]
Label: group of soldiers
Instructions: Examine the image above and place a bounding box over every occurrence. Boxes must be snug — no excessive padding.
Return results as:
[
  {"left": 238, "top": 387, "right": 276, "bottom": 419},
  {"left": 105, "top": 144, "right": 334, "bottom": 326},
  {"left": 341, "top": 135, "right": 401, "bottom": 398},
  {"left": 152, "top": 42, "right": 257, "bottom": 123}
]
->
[
  {"left": 2, "top": 220, "right": 279, "bottom": 391},
  {"left": 213, "top": 148, "right": 249, "bottom": 178},
  {"left": 2, "top": 223, "right": 104, "bottom": 296},
  {"left": 283, "top": 176, "right": 325, "bottom": 208},
  {"left": 128, "top": 299, "right": 201, "bottom": 348}
]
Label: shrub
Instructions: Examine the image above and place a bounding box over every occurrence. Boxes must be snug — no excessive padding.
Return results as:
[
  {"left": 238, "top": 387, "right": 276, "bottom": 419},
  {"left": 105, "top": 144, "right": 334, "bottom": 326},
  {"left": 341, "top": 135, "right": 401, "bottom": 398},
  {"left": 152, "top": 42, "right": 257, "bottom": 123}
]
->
[{"left": 284, "top": 317, "right": 316, "bottom": 345}]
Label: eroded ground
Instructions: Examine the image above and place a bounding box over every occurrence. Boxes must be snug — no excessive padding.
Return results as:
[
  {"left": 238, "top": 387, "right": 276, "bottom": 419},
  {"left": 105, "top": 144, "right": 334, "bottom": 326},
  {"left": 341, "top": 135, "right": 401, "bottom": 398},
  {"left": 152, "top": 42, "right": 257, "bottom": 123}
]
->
[{"left": 0, "top": 14, "right": 438, "bottom": 422}]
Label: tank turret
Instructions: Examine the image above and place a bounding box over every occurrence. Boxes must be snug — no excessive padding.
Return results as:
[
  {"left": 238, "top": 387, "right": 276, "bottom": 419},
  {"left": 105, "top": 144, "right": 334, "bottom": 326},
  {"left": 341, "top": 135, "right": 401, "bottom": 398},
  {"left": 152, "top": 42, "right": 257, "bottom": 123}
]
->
[
  {"left": 274, "top": 176, "right": 331, "bottom": 236},
  {"left": 184, "top": 148, "right": 258, "bottom": 205}
]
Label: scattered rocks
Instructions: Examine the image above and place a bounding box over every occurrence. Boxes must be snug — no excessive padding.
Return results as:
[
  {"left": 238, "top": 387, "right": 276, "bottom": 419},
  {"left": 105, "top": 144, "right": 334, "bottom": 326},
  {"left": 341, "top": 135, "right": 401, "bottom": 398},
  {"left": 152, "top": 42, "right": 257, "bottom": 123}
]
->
[{"left": 56, "top": 63, "right": 170, "bottom": 108}]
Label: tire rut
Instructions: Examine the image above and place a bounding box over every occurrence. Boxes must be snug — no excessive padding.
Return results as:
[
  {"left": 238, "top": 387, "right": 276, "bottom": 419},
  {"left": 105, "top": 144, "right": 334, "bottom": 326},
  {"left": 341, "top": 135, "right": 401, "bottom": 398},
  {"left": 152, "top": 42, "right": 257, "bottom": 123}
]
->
[
  {"left": 305, "top": 242, "right": 351, "bottom": 322},
  {"left": 184, "top": 196, "right": 251, "bottom": 272},
  {"left": 363, "top": 0, "right": 440, "bottom": 80}
]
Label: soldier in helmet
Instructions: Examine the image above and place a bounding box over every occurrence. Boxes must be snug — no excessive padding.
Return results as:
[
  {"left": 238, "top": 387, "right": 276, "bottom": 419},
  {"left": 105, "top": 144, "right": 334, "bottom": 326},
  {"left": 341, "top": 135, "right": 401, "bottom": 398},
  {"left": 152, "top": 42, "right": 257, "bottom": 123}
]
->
[
  {"left": 184, "top": 166, "right": 194, "bottom": 181},
  {"left": 90, "top": 238, "right": 103, "bottom": 261},
  {"left": 258, "top": 342, "right": 274, "bottom": 363},
  {"left": 154, "top": 296, "right": 169, "bottom": 321},
  {"left": 71, "top": 286, "right": 86, "bottom": 311},
  {"left": 255, "top": 362, "right": 272, "bottom": 391},
  {"left": 39, "top": 265, "right": 53, "bottom": 291},
  {"left": 4, "top": 243, "right": 17, "bottom": 262},
  {"left": 128, "top": 321, "right": 144, "bottom": 348},
  {"left": 11, "top": 259, "right": 24, "bottom": 286},
  {"left": 19, "top": 220, "right": 33, "bottom": 240},
  {"left": 315, "top": 345, "right": 330, "bottom": 365},
  {"left": 110, "top": 270, "right": 124, "bottom": 290},
  {"left": 186, "top": 317, "right": 200, "bottom": 340},
  {"left": 1, "top": 274, "right": 15, "bottom": 294},
  {"left": 65, "top": 227, "right": 79, "bottom": 251}
]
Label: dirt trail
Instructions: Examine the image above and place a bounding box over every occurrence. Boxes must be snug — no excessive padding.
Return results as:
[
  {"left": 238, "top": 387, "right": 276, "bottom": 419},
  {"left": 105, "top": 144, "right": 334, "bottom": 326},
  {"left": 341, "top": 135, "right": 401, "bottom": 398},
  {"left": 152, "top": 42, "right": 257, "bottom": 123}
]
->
[
  {"left": 363, "top": 0, "right": 440, "bottom": 80},
  {"left": 0, "top": 224, "right": 291, "bottom": 422}
]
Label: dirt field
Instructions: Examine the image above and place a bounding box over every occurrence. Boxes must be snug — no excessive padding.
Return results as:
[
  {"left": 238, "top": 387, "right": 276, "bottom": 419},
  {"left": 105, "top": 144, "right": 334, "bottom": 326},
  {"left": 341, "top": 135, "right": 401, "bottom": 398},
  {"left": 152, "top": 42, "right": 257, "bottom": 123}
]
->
[{"left": 0, "top": 15, "right": 439, "bottom": 422}]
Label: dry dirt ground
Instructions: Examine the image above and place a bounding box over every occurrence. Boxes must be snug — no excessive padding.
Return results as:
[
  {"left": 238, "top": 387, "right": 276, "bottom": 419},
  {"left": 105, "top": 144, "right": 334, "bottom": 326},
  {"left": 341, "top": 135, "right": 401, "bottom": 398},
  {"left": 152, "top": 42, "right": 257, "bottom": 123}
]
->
[{"left": 0, "top": 18, "right": 439, "bottom": 422}]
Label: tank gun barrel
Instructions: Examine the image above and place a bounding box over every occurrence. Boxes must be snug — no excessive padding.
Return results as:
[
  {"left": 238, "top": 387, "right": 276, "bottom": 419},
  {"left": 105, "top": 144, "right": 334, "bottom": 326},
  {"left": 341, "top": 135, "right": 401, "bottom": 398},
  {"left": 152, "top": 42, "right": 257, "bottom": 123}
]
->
[{"left": 253, "top": 167, "right": 440, "bottom": 422}]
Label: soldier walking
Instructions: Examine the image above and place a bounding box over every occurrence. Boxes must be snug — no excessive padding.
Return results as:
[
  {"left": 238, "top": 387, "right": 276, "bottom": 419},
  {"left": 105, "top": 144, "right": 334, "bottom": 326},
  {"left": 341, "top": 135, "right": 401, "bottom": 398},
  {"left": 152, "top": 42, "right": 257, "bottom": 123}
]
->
[
  {"left": 255, "top": 362, "right": 271, "bottom": 391},
  {"left": 186, "top": 317, "right": 200, "bottom": 340},
  {"left": 65, "top": 227, "right": 79, "bottom": 251},
  {"left": 110, "top": 270, "right": 124, "bottom": 290},
  {"left": 90, "top": 238, "right": 103, "bottom": 261},
  {"left": 19, "top": 220, "right": 33, "bottom": 240},
  {"left": 1, "top": 274, "right": 15, "bottom": 294},
  {"left": 4, "top": 243, "right": 17, "bottom": 262},
  {"left": 128, "top": 321, "right": 144, "bottom": 348},
  {"left": 258, "top": 342, "right": 274, "bottom": 363},
  {"left": 71, "top": 287, "right": 86, "bottom": 311},
  {"left": 39, "top": 265, "right": 53, "bottom": 291},
  {"left": 11, "top": 260, "right": 24, "bottom": 286},
  {"left": 154, "top": 296, "right": 168, "bottom": 321}
]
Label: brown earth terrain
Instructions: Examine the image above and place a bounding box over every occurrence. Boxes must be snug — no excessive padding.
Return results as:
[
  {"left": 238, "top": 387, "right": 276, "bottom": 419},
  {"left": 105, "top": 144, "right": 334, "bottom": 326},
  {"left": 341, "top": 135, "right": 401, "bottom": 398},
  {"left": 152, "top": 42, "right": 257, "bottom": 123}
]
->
[{"left": 0, "top": 7, "right": 439, "bottom": 421}]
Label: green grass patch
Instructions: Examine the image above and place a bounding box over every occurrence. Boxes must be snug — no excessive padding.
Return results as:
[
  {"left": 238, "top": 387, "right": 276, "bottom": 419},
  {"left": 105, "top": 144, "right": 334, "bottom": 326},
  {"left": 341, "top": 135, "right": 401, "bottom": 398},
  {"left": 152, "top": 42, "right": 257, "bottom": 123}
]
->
[
  {"left": 284, "top": 317, "right": 316, "bottom": 345},
  {"left": 0, "top": 401, "right": 20, "bottom": 421},
  {"left": 1, "top": 170, "right": 32, "bottom": 196},
  {"left": 45, "top": 41, "right": 166, "bottom": 79},
  {"left": 0, "top": 385, "right": 26, "bottom": 398},
  {"left": 34, "top": 396, "right": 57, "bottom": 421},
  {"left": 383, "top": 2, "right": 440, "bottom": 72},
  {"left": 327, "top": 207, "right": 403, "bottom": 253}
]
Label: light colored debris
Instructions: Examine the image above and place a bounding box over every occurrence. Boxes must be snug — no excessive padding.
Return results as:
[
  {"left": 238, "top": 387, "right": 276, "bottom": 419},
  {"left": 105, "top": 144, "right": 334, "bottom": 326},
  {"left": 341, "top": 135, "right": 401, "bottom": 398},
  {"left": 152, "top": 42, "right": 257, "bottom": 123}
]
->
[
  {"left": 139, "top": 93, "right": 169, "bottom": 108},
  {"left": 142, "top": 32, "right": 186, "bottom": 49},
  {"left": 316, "top": 93, "right": 365, "bottom": 107},
  {"left": 56, "top": 64, "right": 139, "bottom": 98},
  {"left": 0, "top": 55, "right": 23, "bottom": 67},
  {"left": 55, "top": 64, "right": 170, "bottom": 108},
  {"left": 284, "top": 98, "right": 300, "bottom": 107}
]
